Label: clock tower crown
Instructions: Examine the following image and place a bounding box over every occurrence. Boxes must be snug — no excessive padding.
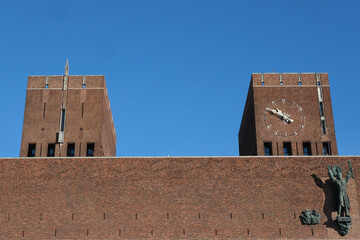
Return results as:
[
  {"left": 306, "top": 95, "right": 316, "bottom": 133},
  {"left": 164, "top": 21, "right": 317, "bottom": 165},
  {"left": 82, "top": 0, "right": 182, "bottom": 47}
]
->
[{"left": 238, "top": 73, "right": 337, "bottom": 156}]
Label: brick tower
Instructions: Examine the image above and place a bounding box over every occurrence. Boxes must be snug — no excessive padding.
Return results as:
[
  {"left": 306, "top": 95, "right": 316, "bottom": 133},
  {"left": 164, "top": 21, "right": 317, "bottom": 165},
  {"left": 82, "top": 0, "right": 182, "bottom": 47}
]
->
[
  {"left": 20, "top": 60, "right": 116, "bottom": 157},
  {"left": 238, "top": 73, "right": 337, "bottom": 156}
]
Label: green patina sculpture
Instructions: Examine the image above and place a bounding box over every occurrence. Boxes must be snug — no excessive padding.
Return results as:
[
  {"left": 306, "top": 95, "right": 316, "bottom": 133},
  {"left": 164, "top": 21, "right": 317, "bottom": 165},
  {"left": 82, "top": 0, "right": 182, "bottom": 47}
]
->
[
  {"left": 327, "top": 161, "right": 354, "bottom": 236},
  {"left": 300, "top": 209, "right": 321, "bottom": 225}
]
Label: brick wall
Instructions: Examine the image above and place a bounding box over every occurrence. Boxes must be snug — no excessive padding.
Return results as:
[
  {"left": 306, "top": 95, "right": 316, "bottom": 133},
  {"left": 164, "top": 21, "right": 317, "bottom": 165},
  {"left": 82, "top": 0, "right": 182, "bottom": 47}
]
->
[
  {"left": 0, "top": 156, "right": 359, "bottom": 239},
  {"left": 239, "top": 73, "right": 337, "bottom": 156},
  {"left": 20, "top": 75, "right": 116, "bottom": 157}
]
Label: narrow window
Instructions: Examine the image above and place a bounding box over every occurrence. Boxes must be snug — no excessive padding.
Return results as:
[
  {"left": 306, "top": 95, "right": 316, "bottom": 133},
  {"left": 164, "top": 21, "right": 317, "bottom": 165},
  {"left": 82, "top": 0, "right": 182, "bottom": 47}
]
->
[
  {"left": 28, "top": 143, "right": 36, "bottom": 157},
  {"left": 67, "top": 143, "right": 75, "bottom": 157},
  {"left": 303, "top": 142, "right": 312, "bottom": 156},
  {"left": 261, "top": 82, "right": 264, "bottom": 86},
  {"left": 60, "top": 109, "right": 66, "bottom": 131},
  {"left": 43, "top": 103, "right": 46, "bottom": 118},
  {"left": 47, "top": 144, "right": 55, "bottom": 157},
  {"left": 83, "top": 83, "right": 86, "bottom": 88},
  {"left": 264, "top": 142, "right": 272, "bottom": 156},
  {"left": 321, "top": 120, "right": 326, "bottom": 134},
  {"left": 323, "top": 142, "right": 331, "bottom": 155},
  {"left": 46, "top": 84, "right": 48, "bottom": 88},
  {"left": 299, "top": 81, "right": 302, "bottom": 86},
  {"left": 319, "top": 102, "right": 324, "bottom": 116},
  {"left": 283, "top": 142, "right": 292, "bottom": 156},
  {"left": 81, "top": 102, "right": 84, "bottom": 118},
  {"left": 86, "top": 143, "right": 94, "bottom": 157}
]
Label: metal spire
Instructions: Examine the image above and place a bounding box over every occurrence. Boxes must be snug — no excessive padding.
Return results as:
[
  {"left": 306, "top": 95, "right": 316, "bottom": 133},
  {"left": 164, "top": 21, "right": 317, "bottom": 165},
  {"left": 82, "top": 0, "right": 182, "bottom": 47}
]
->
[{"left": 64, "top": 59, "right": 69, "bottom": 76}]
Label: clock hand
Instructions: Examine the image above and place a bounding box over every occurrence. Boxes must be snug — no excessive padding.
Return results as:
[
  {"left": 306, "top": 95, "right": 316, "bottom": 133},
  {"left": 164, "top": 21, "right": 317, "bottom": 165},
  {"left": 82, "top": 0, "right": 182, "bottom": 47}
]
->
[
  {"left": 266, "top": 107, "right": 293, "bottom": 123},
  {"left": 265, "top": 107, "right": 279, "bottom": 115},
  {"left": 282, "top": 113, "right": 294, "bottom": 123},
  {"left": 266, "top": 107, "right": 284, "bottom": 118}
]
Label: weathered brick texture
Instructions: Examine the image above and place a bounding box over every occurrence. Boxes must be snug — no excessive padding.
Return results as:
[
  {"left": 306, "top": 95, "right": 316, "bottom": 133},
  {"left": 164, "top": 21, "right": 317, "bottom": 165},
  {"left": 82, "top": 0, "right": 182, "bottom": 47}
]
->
[
  {"left": 0, "top": 156, "right": 359, "bottom": 239},
  {"left": 20, "top": 75, "right": 116, "bottom": 157},
  {"left": 239, "top": 73, "right": 337, "bottom": 156}
]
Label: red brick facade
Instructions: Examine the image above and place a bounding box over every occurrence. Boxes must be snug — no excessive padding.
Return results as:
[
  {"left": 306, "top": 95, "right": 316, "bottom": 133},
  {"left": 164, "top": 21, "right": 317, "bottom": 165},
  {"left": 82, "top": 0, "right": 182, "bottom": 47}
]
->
[
  {"left": 6, "top": 71, "right": 358, "bottom": 239},
  {"left": 20, "top": 75, "right": 116, "bottom": 157},
  {"left": 239, "top": 73, "right": 337, "bottom": 156},
  {"left": 0, "top": 156, "right": 359, "bottom": 239}
]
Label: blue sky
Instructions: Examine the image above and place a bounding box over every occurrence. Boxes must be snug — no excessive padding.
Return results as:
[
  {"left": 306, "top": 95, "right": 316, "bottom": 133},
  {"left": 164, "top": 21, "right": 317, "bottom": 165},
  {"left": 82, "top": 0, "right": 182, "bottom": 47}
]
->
[{"left": 0, "top": 0, "right": 359, "bottom": 157}]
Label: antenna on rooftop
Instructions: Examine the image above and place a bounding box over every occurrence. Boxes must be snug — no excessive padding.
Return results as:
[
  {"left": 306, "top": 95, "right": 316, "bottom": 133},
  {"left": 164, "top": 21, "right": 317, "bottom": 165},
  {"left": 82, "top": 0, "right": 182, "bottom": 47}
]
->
[
  {"left": 63, "top": 59, "right": 69, "bottom": 90},
  {"left": 64, "top": 59, "right": 69, "bottom": 76}
]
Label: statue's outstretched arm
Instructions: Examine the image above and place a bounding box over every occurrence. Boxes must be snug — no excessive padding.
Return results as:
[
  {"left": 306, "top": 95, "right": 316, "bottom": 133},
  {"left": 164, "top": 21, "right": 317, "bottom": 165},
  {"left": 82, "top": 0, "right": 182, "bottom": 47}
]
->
[
  {"left": 327, "top": 165, "right": 335, "bottom": 182},
  {"left": 346, "top": 161, "right": 354, "bottom": 183}
]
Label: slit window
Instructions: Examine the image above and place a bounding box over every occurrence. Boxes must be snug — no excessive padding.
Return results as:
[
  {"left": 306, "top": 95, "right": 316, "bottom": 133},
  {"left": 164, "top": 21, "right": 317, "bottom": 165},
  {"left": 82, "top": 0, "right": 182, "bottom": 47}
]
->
[
  {"left": 43, "top": 103, "right": 46, "bottom": 118},
  {"left": 67, "top": 143, "right": 75, "bottom": 157},
  {"left": 28, "top": 143, "right": 36, "bottom": 157},
  {"left": 47, "top": 144, "right": 55, "bottom": 157},
  {"left": 264, "top": 142, "right": 273, "bottom": 156},
  {"left": 323, "top": 142, "right": 331, "bottom": 155},
  {"left": 303, "top": 142, "right": 312, "bottom": 156},
  {"left": 81, "top": 102, "right": 84, "bottom": 118},
  {"left": 321, "top": 120, "right": 326, "bottom": 134},
  {"left": 283, "top": 142, "right": 292, "bottom": 156},
  {"left": 319, "top": 102, "right": 324, "bottom": 116},
  {"left": 86, "top": 143, "right": 94, "bottom": 157},
  {"left": 60, "top": 109, "right": 66, "bottom": 131},
  {"left": 83, "top": 83, "right": 86, "bottom": 88}
]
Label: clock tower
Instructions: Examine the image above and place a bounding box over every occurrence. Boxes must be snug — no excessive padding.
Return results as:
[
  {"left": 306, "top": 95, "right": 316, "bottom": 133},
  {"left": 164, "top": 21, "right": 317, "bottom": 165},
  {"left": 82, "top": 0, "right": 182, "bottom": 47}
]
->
[{"left": 238, "top": 73, "right": 338, "bottom": 156}]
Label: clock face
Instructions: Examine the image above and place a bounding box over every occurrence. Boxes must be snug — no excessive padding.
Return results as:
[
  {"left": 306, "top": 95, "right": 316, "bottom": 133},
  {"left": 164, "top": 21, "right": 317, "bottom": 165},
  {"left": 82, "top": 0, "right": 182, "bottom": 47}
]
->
[{"left": 264, "top": 99, "right": 305, "bottom": 137}]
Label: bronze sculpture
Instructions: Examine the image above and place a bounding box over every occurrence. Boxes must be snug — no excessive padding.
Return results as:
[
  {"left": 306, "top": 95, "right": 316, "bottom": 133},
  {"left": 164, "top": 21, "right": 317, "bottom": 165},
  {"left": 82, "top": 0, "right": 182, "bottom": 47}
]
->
[{"left": 327, "top": 161, "right": 354, "bottom": 236}]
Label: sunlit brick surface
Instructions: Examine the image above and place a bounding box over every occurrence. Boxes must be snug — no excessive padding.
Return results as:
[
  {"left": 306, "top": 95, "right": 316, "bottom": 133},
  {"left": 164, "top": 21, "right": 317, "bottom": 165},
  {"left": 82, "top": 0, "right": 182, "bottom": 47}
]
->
[{"left": 0, "top": 156, "right": 358, "bottom": 239}]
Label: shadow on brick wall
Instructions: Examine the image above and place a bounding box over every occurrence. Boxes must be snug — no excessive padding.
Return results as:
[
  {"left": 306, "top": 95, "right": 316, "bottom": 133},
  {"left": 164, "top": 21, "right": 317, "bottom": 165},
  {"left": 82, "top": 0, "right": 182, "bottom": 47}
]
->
[{"left": 311, "top": 174, "right": 337, "bottom": 230}]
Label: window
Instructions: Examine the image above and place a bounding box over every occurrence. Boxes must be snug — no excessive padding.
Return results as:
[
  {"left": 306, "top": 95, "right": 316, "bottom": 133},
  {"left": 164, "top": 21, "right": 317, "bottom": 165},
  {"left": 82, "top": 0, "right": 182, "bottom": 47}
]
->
[
  {"left": 264, "top": 142, "right": 273, "bottom": 156},
  {"left": 283, "top": 142, "right": 292, "bottom": 156},
  {"left": 323, "top": 142, "right": 332, "bottom": 155},
  {"left": 303, "top": 142, "right": 312, "bottom": 156},
  {"left": 321, "top": 120, "right": 326, "bottom": 134},
  {"left": 87, "top": 143, "right": 94, "bottom": 157},
  {"left": 47, "top": 144, "right": 55, "bottom": 157},
  {"left": 81, "top": 102, "right": 84, "bottom": 118},
  {"left": 60, "top": 109, "right": 66, "bottom": 131},
  {"left": 319, "top": 102, "right": 324, "bottom": 116},
  {"left": 67, "top": 143, "right": 75, "bottom": 157},
  {"left": 28, "top": 143, "right": 36, "bottom": 157}
]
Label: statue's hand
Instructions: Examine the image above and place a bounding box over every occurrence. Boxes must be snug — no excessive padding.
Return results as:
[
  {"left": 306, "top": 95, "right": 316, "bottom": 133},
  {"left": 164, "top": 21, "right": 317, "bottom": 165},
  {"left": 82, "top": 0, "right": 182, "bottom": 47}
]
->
[{"left": 348, "top": 161, "right": 352, "bottom": 166}]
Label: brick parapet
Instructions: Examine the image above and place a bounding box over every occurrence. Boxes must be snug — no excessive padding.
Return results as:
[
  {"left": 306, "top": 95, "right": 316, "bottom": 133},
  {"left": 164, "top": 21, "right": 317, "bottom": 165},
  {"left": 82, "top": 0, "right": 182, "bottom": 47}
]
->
[
  {"left": 252, "top": 73, "right": 330, "bottom": 86},
  {"left": 27, "top": 75, "right": 106, "bottom": 89},
  {"left": 0, "top": 156, "right": 359, "bottom": 239}
]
